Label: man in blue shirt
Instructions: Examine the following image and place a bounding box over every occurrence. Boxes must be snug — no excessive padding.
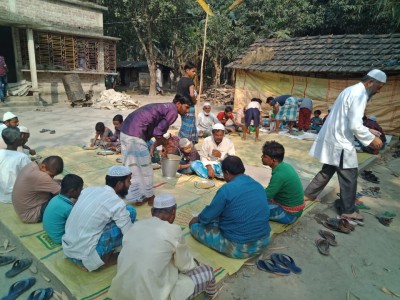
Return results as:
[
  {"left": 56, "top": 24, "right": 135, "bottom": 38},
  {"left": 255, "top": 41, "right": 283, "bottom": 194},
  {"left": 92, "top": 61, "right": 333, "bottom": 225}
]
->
[
  {"left": 189, "top": 156, "right": 270, "bottom": 259},
  {"left": 43, "top": 174, "right": 84, "bottom": 244}
]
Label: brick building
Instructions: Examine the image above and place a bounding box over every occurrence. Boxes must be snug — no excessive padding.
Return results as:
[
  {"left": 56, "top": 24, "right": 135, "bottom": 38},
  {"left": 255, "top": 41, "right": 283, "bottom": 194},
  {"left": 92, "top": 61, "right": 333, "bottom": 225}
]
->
[{"left": 0, "top": 0, "right": 117, "bottom": 104}]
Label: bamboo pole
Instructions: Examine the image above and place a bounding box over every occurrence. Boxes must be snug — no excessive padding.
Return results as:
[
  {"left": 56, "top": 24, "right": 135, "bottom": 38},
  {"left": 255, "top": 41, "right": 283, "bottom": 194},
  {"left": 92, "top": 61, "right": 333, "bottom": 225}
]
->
[{"left": 198, "top": 11, "right": 209, "bottom": 100}]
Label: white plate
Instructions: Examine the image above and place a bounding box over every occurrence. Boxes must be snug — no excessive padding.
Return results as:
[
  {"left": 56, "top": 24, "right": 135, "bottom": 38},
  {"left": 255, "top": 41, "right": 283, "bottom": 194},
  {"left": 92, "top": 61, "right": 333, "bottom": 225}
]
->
[
  {"left": 152, "top": 163, "right": 161, "bottom": 170},
  {"left": 194, "top": 180, "right": 215, "bottom": 189},
  {"left": 97, "top": 150, "right": 115, "bottom": 156},
  {"left": 82, "top": 145, "right": 99, "bottom": 150}
]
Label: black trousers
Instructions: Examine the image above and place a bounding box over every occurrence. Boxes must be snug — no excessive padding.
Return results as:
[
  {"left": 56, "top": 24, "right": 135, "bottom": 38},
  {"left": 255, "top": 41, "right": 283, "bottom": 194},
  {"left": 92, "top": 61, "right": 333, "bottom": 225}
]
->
[{"left": 304, "top": 151, "right": 358, "bottom": 214}]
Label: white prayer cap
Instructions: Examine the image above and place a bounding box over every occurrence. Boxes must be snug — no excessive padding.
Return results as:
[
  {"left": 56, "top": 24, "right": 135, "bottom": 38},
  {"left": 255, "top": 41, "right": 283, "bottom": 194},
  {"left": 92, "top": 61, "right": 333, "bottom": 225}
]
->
[
  {"left": 179, "top": 138, "right": 191, "bottom": 148},
  {"left": 368, "top": 115, "right": 377, "bottom": 121},
  {"left": 153, "top": 193, "right": 176, "bottom": 209},
  {"left": 18, "top": 126, "right": 29, "bottom": 133},
  {"left": 107, "top": 166, "right": 132, "bottom": 177},
  {"left": 212, "top": 123, "right": 225, "bottom": 131},
  {"left": 367, "top": 69, "right": 387, "bottom": 83},
  {"left": 203, "top": 102, "right": 211, "bottom": 107},
  {"left": 2, "top": 112, "right": 17, "bottom": 122}
]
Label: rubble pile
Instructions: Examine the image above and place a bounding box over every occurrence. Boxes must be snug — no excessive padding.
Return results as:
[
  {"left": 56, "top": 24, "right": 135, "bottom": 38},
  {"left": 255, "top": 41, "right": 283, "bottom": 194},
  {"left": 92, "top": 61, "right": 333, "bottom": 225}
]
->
[
  {"left": 199, "top": 84, "right": 234, "bottom": 106},
  {"left": 92, "top": 89, "right": 140, "bottom": 110},
  {"left": 8, "top": 80, "right": 32, "bottom": 96}
]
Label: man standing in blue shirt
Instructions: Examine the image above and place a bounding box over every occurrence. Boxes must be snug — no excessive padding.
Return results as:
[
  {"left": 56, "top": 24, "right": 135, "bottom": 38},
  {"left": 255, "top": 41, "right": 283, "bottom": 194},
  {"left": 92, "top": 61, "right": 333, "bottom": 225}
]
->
[
  {"left": 189, "top": 155, "right": 270, "bottom": 259},
  {"left": 43, "top": 174, "right": 83, "bottom": 244}
]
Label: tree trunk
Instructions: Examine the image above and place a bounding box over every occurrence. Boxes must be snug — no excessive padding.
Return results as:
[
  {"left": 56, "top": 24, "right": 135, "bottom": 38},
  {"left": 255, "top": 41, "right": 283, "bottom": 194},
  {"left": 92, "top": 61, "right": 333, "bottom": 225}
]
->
[
  {"left": 213, "top": 57, "right": 221, "bottom": 86},
  {"left": 148, "top": 59, "right": 157, "bottom": 96}
]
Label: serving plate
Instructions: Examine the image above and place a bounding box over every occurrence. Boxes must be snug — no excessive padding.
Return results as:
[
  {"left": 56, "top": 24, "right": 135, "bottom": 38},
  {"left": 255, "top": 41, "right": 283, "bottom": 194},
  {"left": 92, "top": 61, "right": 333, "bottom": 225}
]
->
[
  {"left": 194, "top": 179, "right": 215, "bottom": 189},
  {"left": 97, "top": 150, "right": 115, "bottom": 156}
]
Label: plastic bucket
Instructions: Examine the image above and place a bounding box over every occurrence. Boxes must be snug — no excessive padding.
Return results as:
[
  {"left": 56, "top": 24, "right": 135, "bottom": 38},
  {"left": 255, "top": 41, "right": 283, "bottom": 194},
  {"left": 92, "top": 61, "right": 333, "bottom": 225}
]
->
[{"left": 161, "top": 154, "right": 180, "bottom": 178}]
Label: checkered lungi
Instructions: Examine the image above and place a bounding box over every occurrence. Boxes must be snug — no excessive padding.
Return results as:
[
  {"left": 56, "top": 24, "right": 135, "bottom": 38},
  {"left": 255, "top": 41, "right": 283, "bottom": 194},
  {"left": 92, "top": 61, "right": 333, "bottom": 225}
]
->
[
  {"left": 185, "top": 264, "right": 218, "bottom": 299},
  {"left": 276, "top": 96, "right": 298, "bottom": 121},
  {"left": 67, "top": 205, "right": 136, "bottom": 268},
  {"left": 268, "top": 202, "right": 298, "bottom": 224},
  {"left": 120, "top": 133, "right": 153, "bottom": 203},
  {"left": 179, "top": 106, "right": 198, "bottom": 143},
  {"left": 190, "top": 222, "right": 270, "bottom": 259}
]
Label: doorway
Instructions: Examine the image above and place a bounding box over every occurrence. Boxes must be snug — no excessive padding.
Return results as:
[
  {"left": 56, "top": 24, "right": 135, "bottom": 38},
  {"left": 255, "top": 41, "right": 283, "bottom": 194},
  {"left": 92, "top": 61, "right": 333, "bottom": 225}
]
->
[{"left": 0, "top": 26, "right": 17, "bottom": 83}]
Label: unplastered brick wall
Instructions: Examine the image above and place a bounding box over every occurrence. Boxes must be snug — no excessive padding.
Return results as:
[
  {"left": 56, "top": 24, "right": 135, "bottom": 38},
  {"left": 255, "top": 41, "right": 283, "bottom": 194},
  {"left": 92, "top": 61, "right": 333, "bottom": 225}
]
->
[{"left": 5, "top": 0, "right": 104, "bottom": 35}]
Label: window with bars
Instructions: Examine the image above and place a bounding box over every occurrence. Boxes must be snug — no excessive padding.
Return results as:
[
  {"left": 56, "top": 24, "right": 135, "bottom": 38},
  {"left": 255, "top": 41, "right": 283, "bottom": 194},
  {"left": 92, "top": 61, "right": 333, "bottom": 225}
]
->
[{"left": 19, "top": 29, "right": 116, "bottom": 72}]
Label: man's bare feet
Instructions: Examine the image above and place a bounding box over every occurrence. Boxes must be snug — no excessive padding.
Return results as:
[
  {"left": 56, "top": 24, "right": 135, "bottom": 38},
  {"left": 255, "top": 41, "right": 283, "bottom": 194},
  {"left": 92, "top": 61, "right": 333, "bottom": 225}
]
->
[
  {"left": 241, "top": 136, "right": 246, "bottom": 140},
  {"left": 255, "top": 138, "right": 261, "bottom": 142}
]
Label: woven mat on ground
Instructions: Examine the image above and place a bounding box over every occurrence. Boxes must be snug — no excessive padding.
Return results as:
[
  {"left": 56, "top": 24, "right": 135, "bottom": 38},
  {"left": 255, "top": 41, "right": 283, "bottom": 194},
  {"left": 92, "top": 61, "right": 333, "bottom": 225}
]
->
[{"left": 0, "top": 145, "right": 317, "bottom": 299}]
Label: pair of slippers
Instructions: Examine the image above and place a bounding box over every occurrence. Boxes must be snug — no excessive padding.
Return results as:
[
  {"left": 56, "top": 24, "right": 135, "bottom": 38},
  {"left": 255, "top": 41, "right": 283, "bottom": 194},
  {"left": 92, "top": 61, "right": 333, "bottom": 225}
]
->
[
  {"left": 4, "top": 258, "right": 32, "bottom": 278},
  {"left": 39, "top": 129, "right": 56, "bottom": 134},
  {"left": 315, "top": 230, "right": 337, "bottom": 255},
  {"left": 0, "top": 277, "right": 53, "bottom": 300},
  {"left": 257, "top": 253, "right": 302, "bottom": 276},
  {"left": 0, "top": 256, "right": 16, "bottom": 266},
  {"left": 360, "top": 170, "right": 379, "bottom": 184},
  {"left": 322, "top": 218, "right": 355, "bottom": 234}
]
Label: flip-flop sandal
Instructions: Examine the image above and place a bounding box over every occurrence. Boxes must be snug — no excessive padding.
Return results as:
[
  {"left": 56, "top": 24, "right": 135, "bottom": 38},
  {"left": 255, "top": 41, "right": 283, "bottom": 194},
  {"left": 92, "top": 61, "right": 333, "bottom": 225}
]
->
[
  {"left": 318, "top": 230, "right": 338, "bottom": 246},
  {"left": 49, "top": 130, "right": 56, "bottom": 134},
  {"left": 0, "top": 255, "right": 16, "bottom": 266},
  {"left": 315, "top": 238, "right": 330, "bottom": 255},
  {"left": 0, "top": 277, "right": 36, "bottom": 300},
  {"left": 5, "top": 258, "right": 33, "bottom": 278},
  {"left": 39, "top": 129, "right": 49, "bottom": 133},
  {"left": 336, "top": 215, "right": 358, "bottom": 226},
  {"left": 322, "top": 218, "right": 351, "bottom": 234},
  {"left": 271, "top": 253, "right": 302, "bottom": 274},
  {"left": 256, "top": 259, "right": 290, "bottom": 276},
  {"left": 27, "top": 288, "right": 53, "bottom": 300},
  {"left": 339, "top": 219, "right": 356, "bottom": 231}
]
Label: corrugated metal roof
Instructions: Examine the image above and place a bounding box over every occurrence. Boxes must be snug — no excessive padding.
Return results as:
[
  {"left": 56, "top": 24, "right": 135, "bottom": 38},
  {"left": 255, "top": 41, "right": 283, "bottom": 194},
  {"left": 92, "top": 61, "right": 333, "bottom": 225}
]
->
[{"left": 226, "top": 34, "right": 400, "bottom": 74}]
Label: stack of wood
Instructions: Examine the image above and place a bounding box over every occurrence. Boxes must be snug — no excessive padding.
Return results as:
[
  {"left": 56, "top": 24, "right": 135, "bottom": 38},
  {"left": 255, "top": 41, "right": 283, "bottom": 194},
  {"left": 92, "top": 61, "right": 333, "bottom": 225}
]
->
[
  {"left": 92, "top": 89, "right": 140, "bottom": 110},
  {"left": 199, "top": 84, "right": 234, "bottom": 106},
  {"left": 8, "top": 80, "right": 32, "bottom": 96}
]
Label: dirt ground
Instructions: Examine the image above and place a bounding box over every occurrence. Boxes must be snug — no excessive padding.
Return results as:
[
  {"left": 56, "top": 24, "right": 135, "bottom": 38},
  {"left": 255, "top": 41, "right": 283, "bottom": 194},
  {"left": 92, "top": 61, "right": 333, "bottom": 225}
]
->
[{"left": 0, "top": 94, "right": 399, "bottom": 299}]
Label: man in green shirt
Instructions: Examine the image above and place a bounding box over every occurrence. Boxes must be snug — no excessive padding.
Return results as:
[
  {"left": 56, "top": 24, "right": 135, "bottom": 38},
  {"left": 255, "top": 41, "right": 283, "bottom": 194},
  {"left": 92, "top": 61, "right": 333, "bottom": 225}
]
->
[{"left": 262, "top": 141, "right": 305, "bottom": 224}]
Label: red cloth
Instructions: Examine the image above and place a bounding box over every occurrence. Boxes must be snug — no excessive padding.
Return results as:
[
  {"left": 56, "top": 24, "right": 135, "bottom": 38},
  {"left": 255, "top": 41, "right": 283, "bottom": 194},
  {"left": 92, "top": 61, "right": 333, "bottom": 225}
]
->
[
  {"left": 363, "top": 119, "right": 386, "bottom": 143},
  {"left": 298, "top": 107, "right": 312, "bottom": 130},
  {"left": 0, "top": 56, "right": 6, "bottom": 76}
]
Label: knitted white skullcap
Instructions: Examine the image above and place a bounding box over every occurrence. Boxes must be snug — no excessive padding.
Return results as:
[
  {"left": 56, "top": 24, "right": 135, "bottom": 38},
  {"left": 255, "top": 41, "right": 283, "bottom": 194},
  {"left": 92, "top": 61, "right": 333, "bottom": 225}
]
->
[
  {"left": 107, "top": 166, "right": 132, "bottom": 177},
  {"left": 203, "top": 102, "right": 211, "bottom": 107},
  {"left": 153, "top": 193, "right": 176, "bottom": 209},
  {"left": 179, "top": 138, "right": 191, "bottom": 148},
  {"left": 367, "top": 69, "right": 387, "bottom": 84},
  {"left": 3, "top": 112, "right": 17, "bottom": 122},
  {"left": 212, "top": 123, "right": 225, "bottom": 131}
]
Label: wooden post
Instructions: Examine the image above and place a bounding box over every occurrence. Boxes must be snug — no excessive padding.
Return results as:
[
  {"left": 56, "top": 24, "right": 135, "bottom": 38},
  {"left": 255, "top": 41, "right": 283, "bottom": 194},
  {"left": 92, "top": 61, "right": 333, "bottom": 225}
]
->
[{"left": 198, "top": 11, "right": 209, "bottom": 99}]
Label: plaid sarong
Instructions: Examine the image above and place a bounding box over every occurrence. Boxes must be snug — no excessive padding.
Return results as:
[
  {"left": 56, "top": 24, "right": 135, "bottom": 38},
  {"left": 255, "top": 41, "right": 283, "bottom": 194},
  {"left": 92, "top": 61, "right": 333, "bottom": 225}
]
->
[
  {"left": 67, "top": 206, "right": 136, "bottom": 268},
  {"left": 190, "top": 222, "right": 270, "bottom": 259},
  {"left": 185, "top": 264, "right": 217, "bottom": 299},
  {"left": 179, "top": 106, "right": 198, "bottom": 143},
  {"left": 268, "top": 202, "right": 298, "bottom": 224},
  {"left": 276, "top": 96, "right": 298, "bottom": 121},
  {"left": 120, "top": 133, "right": 153, "bottom": 202}
]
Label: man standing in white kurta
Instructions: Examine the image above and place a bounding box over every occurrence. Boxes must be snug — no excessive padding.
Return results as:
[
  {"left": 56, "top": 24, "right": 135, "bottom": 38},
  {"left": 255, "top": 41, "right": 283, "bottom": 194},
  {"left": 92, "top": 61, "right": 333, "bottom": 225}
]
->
[{"left": 304, "top": 69, "right": 385, "bottom": 221}]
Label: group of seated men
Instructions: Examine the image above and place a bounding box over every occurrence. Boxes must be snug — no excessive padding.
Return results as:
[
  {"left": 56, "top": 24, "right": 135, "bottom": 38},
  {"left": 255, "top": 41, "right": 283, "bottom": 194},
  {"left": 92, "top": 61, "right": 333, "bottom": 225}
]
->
[{"left": 0, "top": 106, "right": 306, "bottom": 299}]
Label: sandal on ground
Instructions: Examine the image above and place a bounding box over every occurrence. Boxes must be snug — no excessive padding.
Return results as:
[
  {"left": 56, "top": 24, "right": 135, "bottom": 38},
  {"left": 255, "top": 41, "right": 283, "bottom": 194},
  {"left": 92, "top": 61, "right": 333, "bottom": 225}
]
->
[
  {"left": 315, "top": 238, "right": 330, "bottom": 255},
  {"left": 5, "top": 258, "right": 33, "bottom": 278},
  {"left": 0, "top": 277, "right": 36, "bottom": 300},
  {"left": 318, "top": 230, "right": 337, "bottom": 246},
  {"left": 27, "top": 288, "right": 53, "bottom": 300},
  {"left": 339, "top": 218, "right": 356, "bottom": 231},
  {"left": 256, "top": 259, "right": 290, "bottom": 276},
  {"left": 322, "top": 218, "right": 351, "bottom": 234},
  {"left": 271, "top": 253, "right": 302, "bottom": 274},
  {"left": 0, "top": 256, "right": 16, "bottom": 266}
]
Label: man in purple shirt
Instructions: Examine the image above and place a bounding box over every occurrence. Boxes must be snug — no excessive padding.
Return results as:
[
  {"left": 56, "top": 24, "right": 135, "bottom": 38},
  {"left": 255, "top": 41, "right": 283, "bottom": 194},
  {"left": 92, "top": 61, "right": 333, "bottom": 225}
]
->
[{"left": 120, "top": 94, "right": 191, "bottom": 206}]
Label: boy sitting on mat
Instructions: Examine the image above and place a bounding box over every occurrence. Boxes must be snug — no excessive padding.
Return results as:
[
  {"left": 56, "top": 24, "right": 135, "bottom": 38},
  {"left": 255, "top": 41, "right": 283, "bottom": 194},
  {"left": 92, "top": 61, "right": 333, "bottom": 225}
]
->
[{"left": 261, "top": 141, "right": 305, "bottom": 224}]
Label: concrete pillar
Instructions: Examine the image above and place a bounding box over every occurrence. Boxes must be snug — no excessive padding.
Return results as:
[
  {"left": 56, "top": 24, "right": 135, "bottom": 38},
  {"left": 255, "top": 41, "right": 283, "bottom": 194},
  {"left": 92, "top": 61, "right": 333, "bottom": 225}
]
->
[
  {"left": 26, "top": 28, "right": 38, "bottom": 89},
  {"left": 98, "top": 40, "right": 105, "bottom": 72},
  {"left": 11, "top": 27, "right": 23, "bottom": 82}
]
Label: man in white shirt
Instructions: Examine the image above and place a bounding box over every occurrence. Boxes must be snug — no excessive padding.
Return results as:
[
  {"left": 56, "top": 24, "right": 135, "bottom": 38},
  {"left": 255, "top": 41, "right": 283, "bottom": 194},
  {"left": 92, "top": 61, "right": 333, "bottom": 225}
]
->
[
  {"left": 62, "top": 166, "right": 136, "bottom": 272},
  {"left": 0, "top": 127, "right": 31, "bottom": 203},
  {"left": 197, "top": 102, "right": 220, "bottom": 138},
  {"left": 109, "top": 194, "right": 217, "bottom": 300},
  {"left": 192, "top": 123, "right": 235, "bottom": 179},
  {"left": 304, "top": 69, "right": 385, "bottom": 222}
]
